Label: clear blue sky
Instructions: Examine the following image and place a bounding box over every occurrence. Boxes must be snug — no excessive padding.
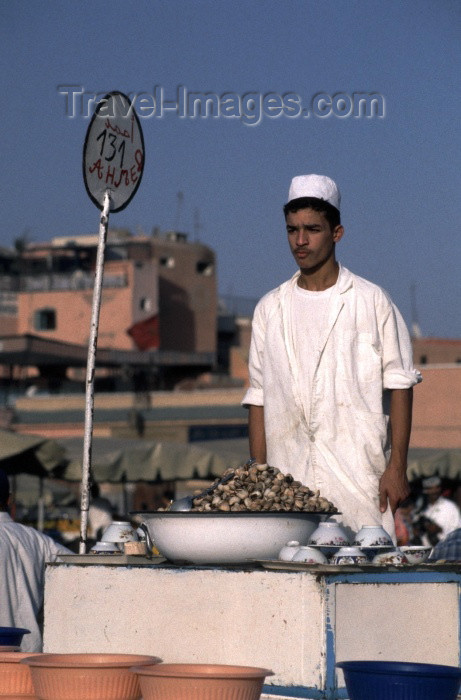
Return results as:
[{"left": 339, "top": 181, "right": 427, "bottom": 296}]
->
[{"left": 1, "top": 0, "right": 460, "bottom": 337}]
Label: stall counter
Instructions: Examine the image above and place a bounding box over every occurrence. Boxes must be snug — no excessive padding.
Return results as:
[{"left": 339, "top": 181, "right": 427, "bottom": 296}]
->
[{"left": 44, "top": 560, "right": 461, "bottom": 700}]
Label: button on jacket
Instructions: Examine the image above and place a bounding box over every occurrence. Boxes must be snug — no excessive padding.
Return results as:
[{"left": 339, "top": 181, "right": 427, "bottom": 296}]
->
[{"left": 242, "top": 265, "right": 422, "bottom": 538}]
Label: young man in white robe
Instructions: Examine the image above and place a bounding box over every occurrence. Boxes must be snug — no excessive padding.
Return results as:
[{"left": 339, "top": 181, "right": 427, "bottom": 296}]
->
[{"left": 242, "top": 174, "right": 422, "bottom": 540}]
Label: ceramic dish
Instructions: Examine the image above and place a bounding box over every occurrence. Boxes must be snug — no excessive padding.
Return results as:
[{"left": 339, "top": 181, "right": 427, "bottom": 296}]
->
[
  {"left": 254, "top": 559, "right": 331, "bottom": 571},
  {"left": 353, "top": 525, "right": 393, "bottom": 548},
  {"left": 372, "top": 549, "right": 408, "bottom": 565},
  {"left": 305, "top": 544, "right": 342, "bottom": 557},
  {"left": 308, "top": 521, "right": 350, "bottom": 548},
  {"left": 278, "top": 541, "right": 300, "bottom": 561},
  {"left": 360, "top": 545, "right": 395, "bottom": 560},
  {"left": 90, "top": 541, "right": 121, "bottom": 554},
  {"left": 291, "top": 546, "right": 328, "bottom": 564},
  {"left": 134, "top": 511, "right": 332, "bottom": 564},
  {"left": 399, "top": 546, "right": 432, "bottom": 564},
  {"left": 101, "top": 522, "right": 139, "bottom": 544},
  {"left": 330, "top": 547, "right": 368, "bottom": 565}
]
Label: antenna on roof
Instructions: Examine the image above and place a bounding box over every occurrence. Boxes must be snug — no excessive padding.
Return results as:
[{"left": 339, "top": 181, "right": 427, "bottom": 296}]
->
[
  {"left": 174, "top": 191, "right": 184, "bottom": 231},
  {"left": 410, "top": 282, "right": 422, "bottom": 339},
  {"left": 193, "top": 208, "right": 201, "bottom": 241}
]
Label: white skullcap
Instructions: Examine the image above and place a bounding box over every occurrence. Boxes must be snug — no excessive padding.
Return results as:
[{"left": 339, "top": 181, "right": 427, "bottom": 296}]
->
[
  {"left": 288, "top": 174, "right": 341, "bottom": 211},
  {"left": 422, "top": 476, "right": 441, "bottom": 490}
]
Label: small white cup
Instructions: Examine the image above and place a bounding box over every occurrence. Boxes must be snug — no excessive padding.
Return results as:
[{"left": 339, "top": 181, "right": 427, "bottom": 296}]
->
[
  {"left": 331, "top": 546, "right": 368, "bottom": 565},
  {"left": 353, "top": 525, "right": 393, "bottom": 548},
  {"left": 101, "top": 521, "right": 139, "bottom": 544},
  {"left": 291, "top": 546, "right": 328, "bottom": 564},
  {"left": 278, "top": 541, "right": 301, "bottom": 561}
]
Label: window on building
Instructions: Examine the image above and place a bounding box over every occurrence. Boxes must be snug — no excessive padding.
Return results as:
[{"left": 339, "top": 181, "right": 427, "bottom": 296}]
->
[
  {"left": 34, "top": 308, "right": 56, "bottom": 331},
  {"left": 159, "top": 256, "right": 175, "bottom": 268},
  {"left": 140, "top": 297, "right": 152, "bottom": 312},
  {"left": 420, "top": 355, "right": 427, "bottom": 364},
  {"left": 196, "top": 260, "right": 214, "bottom": 276}
]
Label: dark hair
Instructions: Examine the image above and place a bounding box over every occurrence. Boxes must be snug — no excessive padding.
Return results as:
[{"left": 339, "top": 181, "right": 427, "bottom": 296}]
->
[
  {"left": 283, "top": 196, "right": 341, "bottom": 229},
  {"left": 0, "top": 469, "right": 10, "bottom": 506}
]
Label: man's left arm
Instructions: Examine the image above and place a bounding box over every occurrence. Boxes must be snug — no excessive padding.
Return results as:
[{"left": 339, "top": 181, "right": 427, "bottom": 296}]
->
[{"left": 379, "top": 387, "right": 413, "bottom": 514}]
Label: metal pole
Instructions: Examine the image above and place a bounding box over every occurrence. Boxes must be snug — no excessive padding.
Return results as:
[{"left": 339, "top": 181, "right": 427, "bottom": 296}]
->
[{"left": 79, "top": 189, "right": 111, "bottom": 554}]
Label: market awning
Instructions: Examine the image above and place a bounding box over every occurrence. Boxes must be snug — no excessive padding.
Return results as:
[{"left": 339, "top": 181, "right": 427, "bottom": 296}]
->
[
  {"left": 61, "top": 440, "right": 237, "bottom": 483},
  {"left": 0, "top": 428, "right": 68, "bottom": 476},
  {"left": 407, "top": 448, "right": 461, "bottom": 481}
]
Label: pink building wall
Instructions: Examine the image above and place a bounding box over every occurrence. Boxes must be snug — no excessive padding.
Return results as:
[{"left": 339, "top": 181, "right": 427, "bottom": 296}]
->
[
  {"left": 17, "top": 259, "right": 158, "bottom": 350},
  {"left": 411, "top": 366, "right": 461, "bottom": 448}
]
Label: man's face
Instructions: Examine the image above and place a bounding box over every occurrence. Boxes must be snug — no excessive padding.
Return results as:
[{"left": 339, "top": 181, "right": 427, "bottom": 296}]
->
[
  {"left": 424, "top": 487, "right": 441, "bottom": 504},
  {"left": 286, "top": 208, "right": 343, "bottom": 272}
]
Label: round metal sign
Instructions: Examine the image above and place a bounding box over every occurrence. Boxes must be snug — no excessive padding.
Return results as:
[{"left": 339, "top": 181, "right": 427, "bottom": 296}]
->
[{"left": 83, "top": 91, "right": 145, "bottom": 212}]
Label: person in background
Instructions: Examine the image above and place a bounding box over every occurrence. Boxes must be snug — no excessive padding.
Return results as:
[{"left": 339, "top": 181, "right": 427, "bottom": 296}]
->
[
  {"left": 428, "top": 527, "right": 461, "bottom": 562},
  {"left": 242, "top": 174, "right": 422, "bottom": 541},
  {"left": 394, "top": 496, "right": 416, "bottom": 546},
  {"left": 413, "top": 476, "right": 461, "bottom": 547},
  {"left": 451, "top": 482, "right": 461, "bottom": 512},
  {"left": 0, "top": 469, "right": 72, "bottom": 651},
  {"left": 88, "top": 482, "right": 113, "bottom": 540}
]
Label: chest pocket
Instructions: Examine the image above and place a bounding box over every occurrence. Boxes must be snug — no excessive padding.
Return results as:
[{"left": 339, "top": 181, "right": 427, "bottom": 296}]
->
[{"left": 338, "top": 331, "right": 382, "bottom": 384}]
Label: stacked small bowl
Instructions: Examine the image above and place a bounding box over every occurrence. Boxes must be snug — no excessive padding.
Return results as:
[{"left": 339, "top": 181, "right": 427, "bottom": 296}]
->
[
  {"left": 277, "top": 522, "right": 432, "bottom": 565},
  {"left": 91, "top": 521, "right": 139, "bottom": 554}
]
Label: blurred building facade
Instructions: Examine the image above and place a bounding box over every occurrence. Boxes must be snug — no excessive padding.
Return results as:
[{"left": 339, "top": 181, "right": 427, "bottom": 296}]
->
[
  {"left": 0, "top": 233, "right": 461, "bottom": 451},
  {"left": 0, "top": 229, "right": 217, "bottom": 391}
]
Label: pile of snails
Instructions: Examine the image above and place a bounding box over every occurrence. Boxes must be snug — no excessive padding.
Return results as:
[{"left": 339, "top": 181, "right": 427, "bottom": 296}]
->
[{"left": 169, "top": 462, "right": 337, "bottom": 513}]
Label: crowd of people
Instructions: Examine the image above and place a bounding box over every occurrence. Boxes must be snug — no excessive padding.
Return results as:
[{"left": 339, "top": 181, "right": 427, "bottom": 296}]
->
[{"left": 395, "top": 475, "right": 461, "bottom": 560}]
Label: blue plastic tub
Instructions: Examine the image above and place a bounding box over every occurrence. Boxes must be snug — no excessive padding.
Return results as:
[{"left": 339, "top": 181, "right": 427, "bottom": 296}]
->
[
  {"left": 336, "top": 660, "right": 461, "bottom": 700},
  {"left": 0, "top": 627, "right": 30, "bottom": 646}
]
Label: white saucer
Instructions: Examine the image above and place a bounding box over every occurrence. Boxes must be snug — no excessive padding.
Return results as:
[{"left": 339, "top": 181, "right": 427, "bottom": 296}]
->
[{"left": 90, "top": 541, "right": 120, "bottom": 553}]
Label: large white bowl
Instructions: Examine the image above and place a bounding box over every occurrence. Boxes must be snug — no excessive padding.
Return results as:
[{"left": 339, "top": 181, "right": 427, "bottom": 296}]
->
[{"left": 134, "top": 512, "right": 329, "bottom": 564}]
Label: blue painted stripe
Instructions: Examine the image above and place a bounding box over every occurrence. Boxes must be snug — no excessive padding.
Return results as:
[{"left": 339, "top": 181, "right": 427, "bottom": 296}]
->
[
  {"left": 324, "top": 581, "right": 338, "bottom": 697},
  {"left": 324, "top": 571, "right": 461, "bottom": 584}
]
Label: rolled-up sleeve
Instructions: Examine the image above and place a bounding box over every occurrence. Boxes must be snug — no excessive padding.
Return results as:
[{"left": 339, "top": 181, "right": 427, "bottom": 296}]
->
[{"left": 381, "top": 302, "right": 422, "bottom": 389}]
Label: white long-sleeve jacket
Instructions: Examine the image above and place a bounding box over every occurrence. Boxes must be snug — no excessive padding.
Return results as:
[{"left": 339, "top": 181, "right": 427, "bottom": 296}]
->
[
  {"left": 242, "top": 265, "right": 422, "bottom": 539},
  {"left": 0, "top": 512, "right": 72, "bottom": 651}
]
